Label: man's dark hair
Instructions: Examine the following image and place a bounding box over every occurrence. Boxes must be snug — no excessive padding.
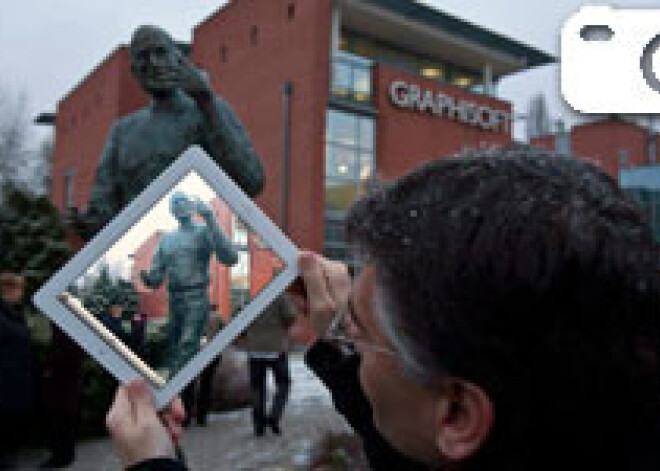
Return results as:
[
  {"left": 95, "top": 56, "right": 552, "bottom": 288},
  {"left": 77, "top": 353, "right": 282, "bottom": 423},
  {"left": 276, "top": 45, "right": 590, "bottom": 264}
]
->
[{"left": 346, "top": 147, "right": 660, "bottom": 470}]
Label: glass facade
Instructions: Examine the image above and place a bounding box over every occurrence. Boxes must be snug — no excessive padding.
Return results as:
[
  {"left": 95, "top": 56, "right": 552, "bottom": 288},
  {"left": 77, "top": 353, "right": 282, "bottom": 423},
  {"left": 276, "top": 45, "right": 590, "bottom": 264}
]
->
[
  {"left": 340, "top": 29, "right": 483, "bottom": 93},
  {"left": 332, "top": 51, "right": 373, "bottom": 103},
  {"left": 324, "top": 109, "right": 375, "bottom": 266},
  {"left": 625, "top": 188, "right": 660, "bottom": 243},
  {"left": 230, "top": 215, "right": 250, "bottom": 311}
]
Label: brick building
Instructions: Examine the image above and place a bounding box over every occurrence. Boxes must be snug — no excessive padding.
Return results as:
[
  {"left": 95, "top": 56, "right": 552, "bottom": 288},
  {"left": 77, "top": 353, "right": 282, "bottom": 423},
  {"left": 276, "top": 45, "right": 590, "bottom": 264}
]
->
[
  {"left": 51, "top": 0, "right": 552, "bottom": 316},
  {"left": 530, "top": 116, "right": 660, "bottom": 180},
  {"left": 52, "top": 0, "right": 551, "bottom": 259}
]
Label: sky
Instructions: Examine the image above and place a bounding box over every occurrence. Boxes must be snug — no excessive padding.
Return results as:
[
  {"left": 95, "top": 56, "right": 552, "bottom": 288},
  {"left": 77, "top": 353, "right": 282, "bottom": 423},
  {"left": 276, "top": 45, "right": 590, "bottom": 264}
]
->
[{"left": 1, "top": 0, "right": 660, "bottom": 149}]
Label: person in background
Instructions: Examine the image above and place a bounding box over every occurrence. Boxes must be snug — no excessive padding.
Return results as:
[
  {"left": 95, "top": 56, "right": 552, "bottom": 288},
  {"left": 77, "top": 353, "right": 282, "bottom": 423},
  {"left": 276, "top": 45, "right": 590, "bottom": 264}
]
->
[
  {"left": 0, "top": 272, "right": 35, "bottom": 466},
  {"left": 101, "top": 299, "right": 131, "bottom": 346},
  {"left": 242, "top": 294, "right": 295, "bottom": 437},
  {"left": 130, "top": 311, "right": 147, "bottom": 360}
]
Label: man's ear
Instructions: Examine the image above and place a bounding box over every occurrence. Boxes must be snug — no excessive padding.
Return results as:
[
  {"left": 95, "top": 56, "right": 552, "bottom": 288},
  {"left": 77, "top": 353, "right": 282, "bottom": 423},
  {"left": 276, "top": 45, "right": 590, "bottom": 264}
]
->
[{"left": 435, "top": 380, "right": 494, "bottom": 461}]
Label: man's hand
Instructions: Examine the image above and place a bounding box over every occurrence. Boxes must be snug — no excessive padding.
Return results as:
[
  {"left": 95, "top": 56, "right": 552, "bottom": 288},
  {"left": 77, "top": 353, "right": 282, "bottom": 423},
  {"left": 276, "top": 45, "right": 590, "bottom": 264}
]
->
[
  {"left": 106, "top": 379, "right": 185, "bottom": 469},
  {"left": 288, "top": 251, "right": 351, "bottom": 337}
]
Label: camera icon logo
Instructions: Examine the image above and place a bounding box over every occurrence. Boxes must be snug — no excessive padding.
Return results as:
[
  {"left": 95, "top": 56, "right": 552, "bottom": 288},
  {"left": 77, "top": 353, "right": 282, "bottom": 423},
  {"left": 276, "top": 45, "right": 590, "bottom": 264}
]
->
[{"left": 561, "top": 6, "right": 660, "bottom": 113}]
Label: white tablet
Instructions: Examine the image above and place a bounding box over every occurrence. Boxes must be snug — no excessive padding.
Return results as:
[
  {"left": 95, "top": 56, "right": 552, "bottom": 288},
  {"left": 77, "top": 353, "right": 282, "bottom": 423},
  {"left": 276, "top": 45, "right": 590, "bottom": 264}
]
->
[{"left": 33, "top": 146, "right": 299, "bottom": 409}]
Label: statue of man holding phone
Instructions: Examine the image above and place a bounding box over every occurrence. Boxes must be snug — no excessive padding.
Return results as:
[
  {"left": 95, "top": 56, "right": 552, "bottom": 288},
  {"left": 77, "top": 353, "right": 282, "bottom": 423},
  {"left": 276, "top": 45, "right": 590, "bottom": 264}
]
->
[
  {"left": 76, "top": 25, "right": 264, "bottom": 239},
  {"left": 140, "top": 191, "right": 238, "bottom": 377}
]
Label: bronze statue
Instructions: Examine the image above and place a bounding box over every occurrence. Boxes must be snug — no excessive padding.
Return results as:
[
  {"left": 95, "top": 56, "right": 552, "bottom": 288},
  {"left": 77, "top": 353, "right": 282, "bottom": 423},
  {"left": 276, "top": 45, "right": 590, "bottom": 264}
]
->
[
  {"left": 140, "top": 192, "right": 237, "bottom": 377},
  {"left": 75, "top": 25, "right": 264, "bottom": 239}
]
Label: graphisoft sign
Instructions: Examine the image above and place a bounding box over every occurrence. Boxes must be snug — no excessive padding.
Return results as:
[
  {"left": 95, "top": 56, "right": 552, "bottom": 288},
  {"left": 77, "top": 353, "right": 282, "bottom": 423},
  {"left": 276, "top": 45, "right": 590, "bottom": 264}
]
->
[{"left": 389, "top": 80, "right": 511, "bottom": 133}]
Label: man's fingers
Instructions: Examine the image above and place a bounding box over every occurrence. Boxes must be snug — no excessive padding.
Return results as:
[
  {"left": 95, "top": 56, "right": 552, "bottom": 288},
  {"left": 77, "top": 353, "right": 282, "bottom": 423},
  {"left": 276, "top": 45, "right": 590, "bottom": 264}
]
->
[
  {"left": 170, "top": 397, "right": 186, "bottom": 422},
  {"left": 161, "top": 414, "right": 182, "bottom": 445},
  {"left": 298, "top": 252, "right": 335, "bottom": 317},
  {"left": 106, "top": 385, "right": 133, "bottom": 433},
  {"left": 320, "top": 258, "right": 351, "bottom": 306},
  {"left": 159, "top": 397, "right": 186, "bottom": 444},
  {"left": 286, "top": 293, "right": 308, "bottom": 317},
  {"left": 125, "top": 378, "right": 157, "bottom": 425}
]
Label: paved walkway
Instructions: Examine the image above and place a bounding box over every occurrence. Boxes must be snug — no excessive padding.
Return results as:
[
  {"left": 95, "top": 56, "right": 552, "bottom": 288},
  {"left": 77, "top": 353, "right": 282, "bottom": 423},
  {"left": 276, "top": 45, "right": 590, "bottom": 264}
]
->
[{"left": 5, "top": 357, "right": 355, "bottom": 470}]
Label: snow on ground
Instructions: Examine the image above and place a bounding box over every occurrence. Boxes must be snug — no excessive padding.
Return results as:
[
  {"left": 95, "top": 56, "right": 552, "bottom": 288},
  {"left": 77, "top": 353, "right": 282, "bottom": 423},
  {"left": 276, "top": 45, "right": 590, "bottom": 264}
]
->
[{"left": 6, "top": 355, "right": 352, "bottom": 471}]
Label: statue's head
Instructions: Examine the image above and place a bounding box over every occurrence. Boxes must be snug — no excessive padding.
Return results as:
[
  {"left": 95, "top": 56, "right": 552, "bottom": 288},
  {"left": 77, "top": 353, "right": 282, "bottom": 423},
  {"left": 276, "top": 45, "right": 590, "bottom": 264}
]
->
[
  {"left": 170, "top": 191, "right": 194, "bottom": 223},
  {"left": 130, "top": 25, "right": 182, "bottom": 97}
]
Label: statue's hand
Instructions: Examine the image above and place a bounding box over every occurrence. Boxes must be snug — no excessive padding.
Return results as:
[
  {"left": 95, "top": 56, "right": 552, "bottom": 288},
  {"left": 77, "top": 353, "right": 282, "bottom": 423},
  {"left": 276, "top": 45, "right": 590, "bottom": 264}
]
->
[
  {"left": 195, "top": 199, "right": 214, "bottom": 220},
  {"left": 175, "top": 52, "right": 213, "bottom": 103}
]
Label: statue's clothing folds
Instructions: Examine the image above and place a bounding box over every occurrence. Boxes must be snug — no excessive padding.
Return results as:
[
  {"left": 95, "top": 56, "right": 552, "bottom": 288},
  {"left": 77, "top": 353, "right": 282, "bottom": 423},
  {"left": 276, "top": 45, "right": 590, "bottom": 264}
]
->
[{"left": 83, "top": 91, "right": 263, "bottom": 237}]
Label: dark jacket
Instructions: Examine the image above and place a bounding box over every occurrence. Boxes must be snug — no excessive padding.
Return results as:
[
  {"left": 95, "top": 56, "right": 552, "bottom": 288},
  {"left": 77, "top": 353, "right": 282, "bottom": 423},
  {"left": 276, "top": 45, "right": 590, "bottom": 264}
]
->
[
  {"left": 242, "top": 296, "right": 295, "bottom": 353},
  {"left": 128, "top": 458, "right": 186, "bottom": 471},
  {"left": 101, "top": 313, "right": 131, "bottom": 345},
  {"left": 0, "top": 300, "right": 34, "bottom": 418}
]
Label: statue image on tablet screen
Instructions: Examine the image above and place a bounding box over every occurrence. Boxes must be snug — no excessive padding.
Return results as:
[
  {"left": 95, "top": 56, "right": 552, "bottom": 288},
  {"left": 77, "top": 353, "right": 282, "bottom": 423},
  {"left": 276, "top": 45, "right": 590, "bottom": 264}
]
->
[{"left": 139, "top": 191, "right": 238, "bottom": 377}]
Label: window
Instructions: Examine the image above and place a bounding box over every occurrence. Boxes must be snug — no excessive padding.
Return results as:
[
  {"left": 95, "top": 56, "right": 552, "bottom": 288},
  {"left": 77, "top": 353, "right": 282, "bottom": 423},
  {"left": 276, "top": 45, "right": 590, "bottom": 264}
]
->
[
  {"left": 230, "top": 250, "right": 250, "bottom": 283},
  {"left": 230, "top": 286, "right": 250, "bottom": 314},
  {"left": 232, "top": 215, "right": 249, "bottom": 248},
  {"left": 420, "top": 65, "right": 445, "bottom": 80},
  {"left": 324, "top": 109, "right": 375, "bottom": 266},
  {"left": 625, "top": 188, "right": 660, "bottom": 243},
  {"left": 250, "top": 25, "right": 259, "bottom": 47},
  {"left": 220, "top": 45, "right": 228, "bottom": 64},
  {"left": 325, "top": 111, "right": 374, "bottom": 213},
  {"left": 230, "top": 214, "right": 250, "bottom": 308},
  {"left": 287, "top": 2, "right": 296, "bottom": 21},
  {"left": 340, "top": 29, "right": 484, "bottom": 94},
  {"left": 331, "top": 52, "right": 373, "bottom": 103},
  {"left": 452, "top": 73, "right": 477, "bottom": 89}
]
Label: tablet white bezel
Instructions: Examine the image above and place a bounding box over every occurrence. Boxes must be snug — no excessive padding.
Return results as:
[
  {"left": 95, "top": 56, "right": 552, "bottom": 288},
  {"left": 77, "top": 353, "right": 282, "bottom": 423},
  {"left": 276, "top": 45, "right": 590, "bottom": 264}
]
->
[{"left": 33, "top": 146, "right": 299, "bottom": 409}]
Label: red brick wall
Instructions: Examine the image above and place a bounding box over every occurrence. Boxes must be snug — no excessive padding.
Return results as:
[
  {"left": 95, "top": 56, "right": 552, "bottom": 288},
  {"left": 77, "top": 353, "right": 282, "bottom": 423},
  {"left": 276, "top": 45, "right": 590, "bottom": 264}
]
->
[
  {"left": 52, "top": 47, "right": 148, "bottom": 214},
  {"left": 571, "top": 120, "right": 650, "bottom": 180},
  {"left": 132, "top": 231, "right": 168, "bottom": 319},
  {"left": 374, "top": 64, "right": 513, "bottom": 180},
  {"left": 249, "top": 233, "right": 283, "bottom": 299},
  {"left": 193, "top": 0, "right": 333, "bottom": 252},
  {"left": 531, "top": 119, "right": 658, "bottom": 180},
  {"left": 529, "top": 134, "right": 555, "bottom": 152}
]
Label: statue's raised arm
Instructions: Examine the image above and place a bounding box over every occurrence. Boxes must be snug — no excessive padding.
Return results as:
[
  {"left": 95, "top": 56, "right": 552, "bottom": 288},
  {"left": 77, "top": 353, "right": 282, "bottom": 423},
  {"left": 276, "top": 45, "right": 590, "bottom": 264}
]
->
[
  {"left": 76, "top": 25, "right": 264, "bottom": 241},
  {"left": 195, "top": 199, "right": 238, "bottom": 267}
]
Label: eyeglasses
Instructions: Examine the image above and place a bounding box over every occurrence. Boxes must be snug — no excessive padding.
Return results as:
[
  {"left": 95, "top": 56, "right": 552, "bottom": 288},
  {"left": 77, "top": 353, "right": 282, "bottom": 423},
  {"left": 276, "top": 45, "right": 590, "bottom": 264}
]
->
[
  {"left": 322, "top": 298, "right": 399, "bottom": 358},
  {"left": 323, "top": 298, "right": 441, "bottom": 388}
]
